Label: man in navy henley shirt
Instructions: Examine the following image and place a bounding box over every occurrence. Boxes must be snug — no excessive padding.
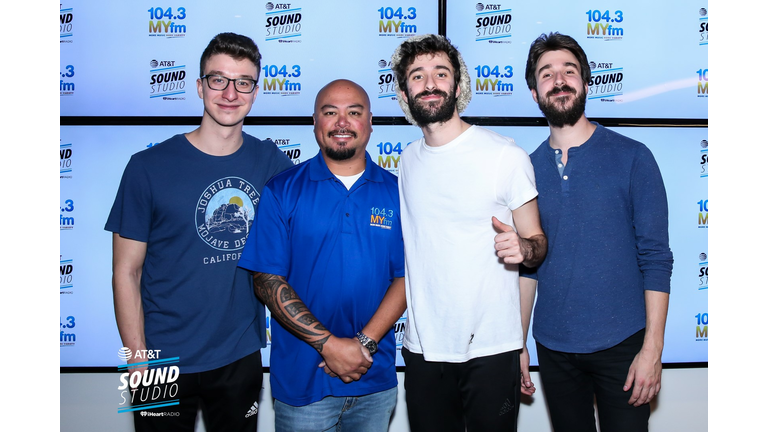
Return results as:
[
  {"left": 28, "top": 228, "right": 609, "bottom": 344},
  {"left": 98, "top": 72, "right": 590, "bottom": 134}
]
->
[{"left": 517, "top": 32, "right": 674, "bottom": 432}]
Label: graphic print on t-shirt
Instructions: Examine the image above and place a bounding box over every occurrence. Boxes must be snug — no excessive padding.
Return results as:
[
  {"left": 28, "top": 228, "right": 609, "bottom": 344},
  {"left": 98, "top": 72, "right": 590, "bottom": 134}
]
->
[{"left": 195, "top": 176, "right": 260, "bottom": 251}]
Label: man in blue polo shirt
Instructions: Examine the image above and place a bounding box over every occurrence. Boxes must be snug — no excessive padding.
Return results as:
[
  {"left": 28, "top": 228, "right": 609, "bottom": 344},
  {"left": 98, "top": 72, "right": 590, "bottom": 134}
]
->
[{"left": 238, "top": 79, "right": 405, "bottom": 432}]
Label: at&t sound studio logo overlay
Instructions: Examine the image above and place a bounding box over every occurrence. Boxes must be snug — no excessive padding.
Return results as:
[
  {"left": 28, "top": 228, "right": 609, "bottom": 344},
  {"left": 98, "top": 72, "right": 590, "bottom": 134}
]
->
[
  {"left": 474, "top": 3, "right": 511, "bottom": 43},
  {"left": 60, "top": 6, "right": 74, "bottom": 43},
  {"left": 377, "top": 5, "right": 419, "bottom": 38},
  {"left": 149, "top": 60, "right": 186, "bottom": 100},
  {"left": 148, "top": 6, "right": 187, "bottom": 37},
  {"left": 699, "top": 139, "right": 708, "bottom": 178},
  {"left": 117, "top": 347, "right": 181, "bottom": 414},
  {"left": 588, "top": 61, "right": 624, "bottom": 102},
  {"left": 265, "top": 3, "right": 302, "bottom": 42}
]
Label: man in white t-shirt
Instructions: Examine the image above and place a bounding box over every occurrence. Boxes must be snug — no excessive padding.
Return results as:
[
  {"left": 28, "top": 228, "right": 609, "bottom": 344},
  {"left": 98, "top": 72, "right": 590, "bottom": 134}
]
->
[{"left": 390, "top": 34, "right": 548, "bottom": 432}]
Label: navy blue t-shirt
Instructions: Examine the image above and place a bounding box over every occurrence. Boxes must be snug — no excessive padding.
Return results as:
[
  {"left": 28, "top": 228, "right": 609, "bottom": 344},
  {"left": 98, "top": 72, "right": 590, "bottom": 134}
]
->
[{"left": 105, "top": 133, "right": 293, "bottom": 373}]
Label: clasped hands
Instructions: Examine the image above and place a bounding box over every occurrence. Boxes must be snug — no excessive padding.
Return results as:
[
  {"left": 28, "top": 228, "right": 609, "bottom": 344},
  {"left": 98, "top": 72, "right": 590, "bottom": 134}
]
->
[{"left": 317, "top": 335, "right": 373, "bottom": 383}]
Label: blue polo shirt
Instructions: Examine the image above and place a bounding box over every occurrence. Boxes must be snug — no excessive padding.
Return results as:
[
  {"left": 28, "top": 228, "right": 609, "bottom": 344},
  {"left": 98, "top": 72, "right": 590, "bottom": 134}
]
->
[{"left": 238, "top": 152, "right": 404, "bottom": 406}]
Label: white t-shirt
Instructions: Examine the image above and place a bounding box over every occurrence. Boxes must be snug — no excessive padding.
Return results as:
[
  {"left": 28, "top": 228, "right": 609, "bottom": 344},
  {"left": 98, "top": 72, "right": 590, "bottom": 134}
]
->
[{"left": 399, "top": 125, "right": 538, "bottom": 362}]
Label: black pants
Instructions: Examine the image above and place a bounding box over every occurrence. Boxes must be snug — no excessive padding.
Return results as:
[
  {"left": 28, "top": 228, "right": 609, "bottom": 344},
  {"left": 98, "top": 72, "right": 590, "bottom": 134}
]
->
[
  {"left": 402, "top": 348, "right": 521, "bottom": 432},
  {"left": 132, "top": 350, "right": 263, "bottom": 432},
  {"left": 537, "top": 329, "right": 650, "bottom": 432}
]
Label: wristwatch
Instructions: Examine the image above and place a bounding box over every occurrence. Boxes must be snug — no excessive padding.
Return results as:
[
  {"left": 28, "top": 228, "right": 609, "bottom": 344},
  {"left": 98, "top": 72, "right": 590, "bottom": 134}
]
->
[{"left": 356, "top": 331, "right": 378, "bottom": 355}]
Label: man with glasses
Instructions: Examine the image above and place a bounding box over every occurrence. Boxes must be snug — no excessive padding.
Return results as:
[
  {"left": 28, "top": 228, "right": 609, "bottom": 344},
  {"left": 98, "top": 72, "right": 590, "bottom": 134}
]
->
[{"left": 106, "top": 32, "right": 292, "bottom": 431}]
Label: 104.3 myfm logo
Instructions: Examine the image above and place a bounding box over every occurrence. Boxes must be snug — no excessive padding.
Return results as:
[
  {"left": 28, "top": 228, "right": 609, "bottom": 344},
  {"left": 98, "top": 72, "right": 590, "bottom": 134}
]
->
[
  {"left": 148, "top": 6, "right": 187, "bottom": 37},
  {"left": 60, "top": 315, "right": 76, "bottom": 346},
  {"left": 376, "top": 141, "right": 408, "bottom": 174},
  {"left": 60, "top": 199, "right": 75, "bottom": 230},
  {"left": 261, "top": 64, "right": 302, "bottom": 96},
  {"left": 378, "top": 6, "right": 418, "bottom": 37},
  {"left": 697, "top": 68, "right": 708, "bottom": 97},
  {"left": 586, "top": 9, "right": 624, "bottom": 40},
  {"left": 370, "top": 206, "right": 394, "bottom": 230},
  {"left": 697, "top": 199, "right": 708, "bottom": 228},
  {"left": 694, "top": 312, "right": 708, "bottom": 341}
]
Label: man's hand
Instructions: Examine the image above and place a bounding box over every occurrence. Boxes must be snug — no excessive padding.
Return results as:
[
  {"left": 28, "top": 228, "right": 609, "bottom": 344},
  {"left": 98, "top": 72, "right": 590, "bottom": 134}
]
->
[
  {"left": 492, "top": 216, "right": 527, "bottom": 264},
  {"left": 317, "top": 336, "right": 373, "bottom": 383},
  {"left": 520, "top": 346, "right": 536, "bottom": 396},
  {"left": 624, "top": 347, "right": 662, "bottom": 406}
]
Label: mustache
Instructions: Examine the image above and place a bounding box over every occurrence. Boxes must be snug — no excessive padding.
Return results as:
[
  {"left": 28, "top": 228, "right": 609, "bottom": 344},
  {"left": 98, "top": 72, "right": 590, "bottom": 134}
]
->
[
  {"left": 327, "top": 128, "right": 357, "bottom": 138},
  {"left": 414, "top": 89, "right": 450, "bottom": 100},
  {"left": 546, "top": 85, "right": 578, "bottom": 98}
]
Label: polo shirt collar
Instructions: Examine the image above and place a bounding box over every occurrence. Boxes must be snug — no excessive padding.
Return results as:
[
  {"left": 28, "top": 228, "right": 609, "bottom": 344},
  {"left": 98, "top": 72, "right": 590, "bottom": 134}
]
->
[{"left": 308, "top": 151, "right": 383, "bottom": 183}]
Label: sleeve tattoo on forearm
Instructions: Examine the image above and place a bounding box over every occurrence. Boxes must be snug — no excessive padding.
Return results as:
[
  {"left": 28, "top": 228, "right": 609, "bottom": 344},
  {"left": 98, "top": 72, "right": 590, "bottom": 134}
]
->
[{"left": 253, "top": 273, "right": 330, "bottom": 352}]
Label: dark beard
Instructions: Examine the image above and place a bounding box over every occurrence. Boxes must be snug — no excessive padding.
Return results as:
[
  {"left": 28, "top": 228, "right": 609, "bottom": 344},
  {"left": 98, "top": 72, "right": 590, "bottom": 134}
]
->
[
  {"left": 408, "top": 89, "right": 457, "bottom": 127},
  {"left": 323, "top": 146, "right": 356, "bottom": 161},
  {"left": 323, "top": 129, "right": 357, "bottom": 161},
  {"left": 537, "top": 84, "right": 587, "bottom": 128}
]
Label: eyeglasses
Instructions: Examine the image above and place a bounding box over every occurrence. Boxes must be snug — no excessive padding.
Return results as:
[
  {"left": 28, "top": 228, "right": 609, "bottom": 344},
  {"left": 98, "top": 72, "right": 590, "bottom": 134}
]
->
[{"left": 201, "top": 75, "right": 258, "bottom": 94}]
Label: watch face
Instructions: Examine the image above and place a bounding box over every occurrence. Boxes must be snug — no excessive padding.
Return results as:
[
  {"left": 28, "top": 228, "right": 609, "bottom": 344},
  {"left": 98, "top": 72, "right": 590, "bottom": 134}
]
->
[{"left": 366, "top": 341, "right": 378, "bottom": 355}]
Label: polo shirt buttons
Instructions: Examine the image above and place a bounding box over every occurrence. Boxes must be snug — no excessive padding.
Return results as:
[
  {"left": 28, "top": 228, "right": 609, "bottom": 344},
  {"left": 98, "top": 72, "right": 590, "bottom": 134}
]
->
[{"left": 563, "top": 175, "right": 569, "bottom": 180}]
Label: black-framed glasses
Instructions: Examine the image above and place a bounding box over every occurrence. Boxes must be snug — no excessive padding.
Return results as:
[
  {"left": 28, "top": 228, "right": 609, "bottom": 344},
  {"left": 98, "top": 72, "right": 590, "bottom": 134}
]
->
[{"left": 201, "top": 74, "right": 258, "bottom": 94}]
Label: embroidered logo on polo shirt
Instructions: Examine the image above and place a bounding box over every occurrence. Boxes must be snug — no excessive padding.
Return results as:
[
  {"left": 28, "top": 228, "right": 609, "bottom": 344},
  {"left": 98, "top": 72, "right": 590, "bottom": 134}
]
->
[
  {"left": 370, "top": 206, "right": 394, "bottom": 230},
  {"left": 196, "top": 177, "right": 260, "bottom": 251}
]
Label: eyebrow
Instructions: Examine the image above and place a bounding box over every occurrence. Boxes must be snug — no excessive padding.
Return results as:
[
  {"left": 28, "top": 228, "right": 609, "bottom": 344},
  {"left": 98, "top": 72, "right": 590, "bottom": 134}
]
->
[
  {"left": 319, "top": 103, "right": 366, "bottom": 111},
  {"left": 206, "top": 70, "right": 255, "bottom": 79},
  {"left": 408, "top": 64, "right": 451, "bottom": 78},
  {"left": 537, "top": 62, "right": 580, "bottom": 75}
]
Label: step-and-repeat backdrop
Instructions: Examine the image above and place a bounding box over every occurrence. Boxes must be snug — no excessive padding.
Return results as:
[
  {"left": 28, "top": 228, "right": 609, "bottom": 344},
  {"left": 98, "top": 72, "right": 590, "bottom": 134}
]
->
[{"left": 61, "top": 1, "right": 708, "bottom": 370}]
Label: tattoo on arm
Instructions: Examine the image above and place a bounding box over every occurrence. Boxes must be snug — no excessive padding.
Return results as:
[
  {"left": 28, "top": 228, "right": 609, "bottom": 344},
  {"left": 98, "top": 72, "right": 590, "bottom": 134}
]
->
[{"left": 253, "top": 273, "right": 331, "bottom": 352}]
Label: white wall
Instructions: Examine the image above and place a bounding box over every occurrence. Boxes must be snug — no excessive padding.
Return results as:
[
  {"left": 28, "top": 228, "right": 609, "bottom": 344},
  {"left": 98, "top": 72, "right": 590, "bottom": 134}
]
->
[{"left": 60, "top": 368, "right": 707, "bottom": 431}]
